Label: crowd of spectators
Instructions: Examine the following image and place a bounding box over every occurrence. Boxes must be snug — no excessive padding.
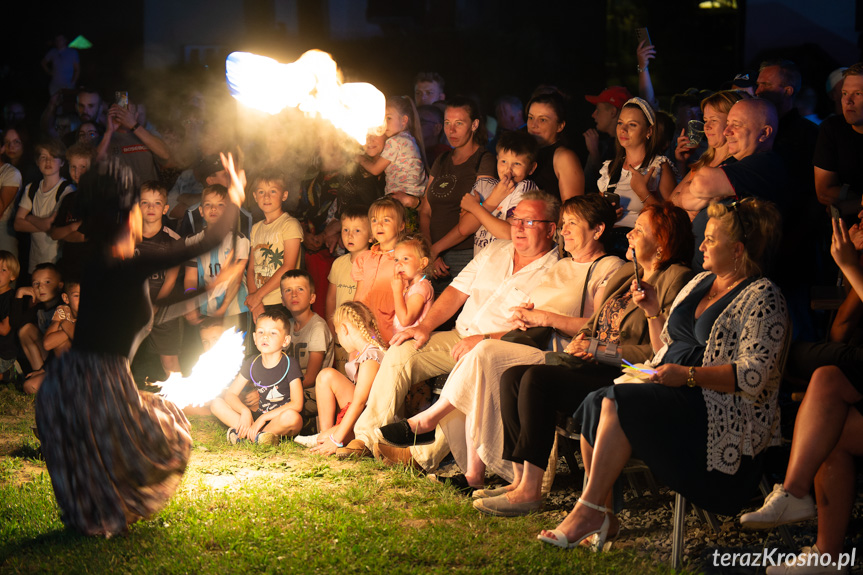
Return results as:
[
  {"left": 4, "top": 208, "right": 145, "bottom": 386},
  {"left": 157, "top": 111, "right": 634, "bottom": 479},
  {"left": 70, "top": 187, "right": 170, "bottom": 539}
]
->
[{"left": 4, "top": 34, "right": 863, "bottom": 573}]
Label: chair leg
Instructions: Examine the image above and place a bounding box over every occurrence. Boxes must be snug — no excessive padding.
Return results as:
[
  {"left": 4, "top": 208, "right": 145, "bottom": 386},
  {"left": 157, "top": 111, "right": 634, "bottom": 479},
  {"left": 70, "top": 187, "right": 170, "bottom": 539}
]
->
[
  {"left": 555, "top": 430, "right": 584, "bottom": 488},
  {"left": 642, "top": 468, "right": 659, "bottom": 495},
  {"left": 671, "top": 492, "right": 686, "bottom": 570},
  {"left": 626, "top": 472, "right": 644, "bottom": 497},
  {"left": 692, "top": 505, "right": 721, "bottom": 533}
]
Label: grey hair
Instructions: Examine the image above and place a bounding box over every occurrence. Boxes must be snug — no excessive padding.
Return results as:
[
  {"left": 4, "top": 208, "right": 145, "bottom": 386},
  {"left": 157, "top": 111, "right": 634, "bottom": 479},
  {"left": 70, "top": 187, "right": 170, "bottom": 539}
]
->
[{"left": 519, "top": 190, "right": 561, "bottom": 223}]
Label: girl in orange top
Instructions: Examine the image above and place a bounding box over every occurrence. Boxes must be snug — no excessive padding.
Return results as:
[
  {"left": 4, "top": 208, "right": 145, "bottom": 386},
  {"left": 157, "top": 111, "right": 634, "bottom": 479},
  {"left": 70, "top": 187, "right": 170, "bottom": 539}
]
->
[{"left": 351, "top": 196, "right": 405, "bottom": 342}]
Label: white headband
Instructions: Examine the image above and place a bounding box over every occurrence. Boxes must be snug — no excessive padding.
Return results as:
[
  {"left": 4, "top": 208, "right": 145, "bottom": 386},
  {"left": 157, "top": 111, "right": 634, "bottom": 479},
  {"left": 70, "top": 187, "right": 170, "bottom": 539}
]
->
[{"left": 623, "top": 97, "right": 656, "bottom": 126}]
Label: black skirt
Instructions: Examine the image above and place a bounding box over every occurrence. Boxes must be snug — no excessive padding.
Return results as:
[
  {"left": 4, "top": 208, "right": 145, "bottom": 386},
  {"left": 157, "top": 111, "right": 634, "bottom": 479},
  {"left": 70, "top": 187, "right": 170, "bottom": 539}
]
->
[
  {"left": 578, "top": 382, "right": 764, "bottom": 516},
  {"left": 35, "top": 350, "right": 192, "bottom": 537}
]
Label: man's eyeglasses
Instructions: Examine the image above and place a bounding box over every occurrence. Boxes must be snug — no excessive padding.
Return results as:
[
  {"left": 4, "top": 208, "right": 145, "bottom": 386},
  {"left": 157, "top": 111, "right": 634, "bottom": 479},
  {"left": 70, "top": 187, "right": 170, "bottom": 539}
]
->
[{"left": 507, "top": 217, "right": 554, "bottom": 229}]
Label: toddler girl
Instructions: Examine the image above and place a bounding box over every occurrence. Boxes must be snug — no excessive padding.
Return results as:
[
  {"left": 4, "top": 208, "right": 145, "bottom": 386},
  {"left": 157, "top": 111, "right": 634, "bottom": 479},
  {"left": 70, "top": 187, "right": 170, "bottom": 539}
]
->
[
  {"left": 352, "top": 197, "right": 405, "bottom": 342},
  {"left": 357, "top": 96, "right": 428, "bottom": 210},
  {"left": 391, "top": 235, "right": 433, "bottom": 334},
  {"left": 310, "top": 301, "right": 386, "bottom": 456}
]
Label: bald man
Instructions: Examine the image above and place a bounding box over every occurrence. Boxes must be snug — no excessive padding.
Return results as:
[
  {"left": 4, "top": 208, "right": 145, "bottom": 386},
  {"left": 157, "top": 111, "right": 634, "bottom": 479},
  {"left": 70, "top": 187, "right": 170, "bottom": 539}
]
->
[
  {"left": 682, "top": 99, "right": 789, "bottom": 273},
  {"left": 688, "top": 98, "right": 783, "bottom": 200}
]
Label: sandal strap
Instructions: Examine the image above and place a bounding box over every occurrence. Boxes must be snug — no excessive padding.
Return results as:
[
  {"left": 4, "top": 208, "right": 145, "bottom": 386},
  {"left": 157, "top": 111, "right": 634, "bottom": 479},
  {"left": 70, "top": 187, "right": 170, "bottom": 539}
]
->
[{"left": 577, "top": 497, "right": 608, "bottom": 514}]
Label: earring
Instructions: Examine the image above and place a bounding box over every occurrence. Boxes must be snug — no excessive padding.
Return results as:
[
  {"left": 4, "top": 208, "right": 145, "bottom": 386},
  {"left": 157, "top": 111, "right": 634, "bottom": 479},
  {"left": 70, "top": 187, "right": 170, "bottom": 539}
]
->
[
  {"left": 594, "top": 234, "right": 600, "bottom": 240},
  {"left": 734, "top": 256, "right": 740, "bottom": 274}
]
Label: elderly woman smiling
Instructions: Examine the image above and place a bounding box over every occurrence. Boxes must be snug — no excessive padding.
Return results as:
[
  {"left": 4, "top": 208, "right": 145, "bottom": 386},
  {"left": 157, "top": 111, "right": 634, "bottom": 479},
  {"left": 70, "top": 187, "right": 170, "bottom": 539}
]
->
[{"left": 539, "top": 198, "right": 788, "bottom": 550}]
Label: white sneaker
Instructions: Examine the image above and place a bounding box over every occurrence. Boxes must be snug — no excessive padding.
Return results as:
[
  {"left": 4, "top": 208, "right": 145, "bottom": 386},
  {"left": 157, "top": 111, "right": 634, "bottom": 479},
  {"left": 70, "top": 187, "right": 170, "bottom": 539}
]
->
[
  {"left": 740, "top": 483, "right": 815, "bottom": 529},
  {"left": 765, "top": 545, "right": 849, "bottom": 574},
  {"left": 293, "top": 434, "right": 319, "bottom": 448}
]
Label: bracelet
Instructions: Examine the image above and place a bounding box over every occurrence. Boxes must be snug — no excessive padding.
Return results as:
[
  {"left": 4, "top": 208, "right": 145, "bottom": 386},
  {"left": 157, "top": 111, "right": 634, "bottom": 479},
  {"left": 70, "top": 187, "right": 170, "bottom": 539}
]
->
[
  {"left": 645, "top": 309, "right": 662, "bottom": 320},
  {"left": 329, "top": 434, "right": 344, "bottom": 448},
  {"left": 637, "top": 65, "right": 648, "bottom": 73},
  {"left": 130, "top": 122, "right": 141, "bottom": 132},
  {"left": 184, "top": 287, "right": 197, "bottom": 293},
  {"left": 686, "top": 366, "right": 697, "bottom": 388}
]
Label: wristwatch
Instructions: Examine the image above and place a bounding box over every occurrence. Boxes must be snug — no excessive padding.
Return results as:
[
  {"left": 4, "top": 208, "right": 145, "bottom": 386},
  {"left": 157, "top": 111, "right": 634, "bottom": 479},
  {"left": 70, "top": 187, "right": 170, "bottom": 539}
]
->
[{"left": 686, "top": 366, "right": 697, "bottom": 387}]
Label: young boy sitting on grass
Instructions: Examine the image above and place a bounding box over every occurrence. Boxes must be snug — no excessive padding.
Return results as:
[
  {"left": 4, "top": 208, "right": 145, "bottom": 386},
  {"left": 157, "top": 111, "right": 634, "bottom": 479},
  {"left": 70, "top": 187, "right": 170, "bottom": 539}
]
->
[
  {"left": 184, "top": 184, "right": 250, "bottom": 332},
  {"left": 24, "top": 280, "right": 79, "bottom": 394},
  {"left": 326, "top": 205, "right": 372, "bottom": 374},
  {"left": 0, "top": 251, "right": 19, "bottom": 383},
  {"left": 14, "top": 262, "right": 63, "bottom": 387},
  {"left": 210, "top": 310, "right": 304, "bottom": 445},
  {"left": 183, "top": 317, "right": 258, "bottom": 417},
  {"left": 458, "top": 130, "right": 539, "bottom": 255},
  {"left": 281, "top": 269, "right": 333, "bottom": 432},
  {"left": 246, "top": 172, "right": 303, "bottom": 322}
]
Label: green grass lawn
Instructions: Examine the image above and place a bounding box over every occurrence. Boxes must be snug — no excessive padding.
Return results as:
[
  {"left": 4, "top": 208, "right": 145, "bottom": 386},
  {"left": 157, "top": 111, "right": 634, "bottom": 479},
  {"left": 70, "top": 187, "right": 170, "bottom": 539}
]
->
[{"left": 0, "top": 387, "right": 692, "bottom": 574}]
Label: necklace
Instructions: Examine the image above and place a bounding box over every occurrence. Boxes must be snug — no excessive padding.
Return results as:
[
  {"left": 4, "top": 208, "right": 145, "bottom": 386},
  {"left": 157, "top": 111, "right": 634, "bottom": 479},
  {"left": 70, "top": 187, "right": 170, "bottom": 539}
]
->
[
  {"left": 249, "top": 352, "right": 290, "bottom": 389},
  {"left": 706, "top": 277, "right": 745, "bottom": 300}
]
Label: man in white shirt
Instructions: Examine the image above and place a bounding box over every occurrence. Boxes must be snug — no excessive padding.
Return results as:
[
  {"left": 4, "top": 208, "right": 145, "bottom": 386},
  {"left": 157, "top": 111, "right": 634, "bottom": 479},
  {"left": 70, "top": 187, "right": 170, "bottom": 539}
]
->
[{"left": 342, "top": 192, "right": 561, "bottom": 470}]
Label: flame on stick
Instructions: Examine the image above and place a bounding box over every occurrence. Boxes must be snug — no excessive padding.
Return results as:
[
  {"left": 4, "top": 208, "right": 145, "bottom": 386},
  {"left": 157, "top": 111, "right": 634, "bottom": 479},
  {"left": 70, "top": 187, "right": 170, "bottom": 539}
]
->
[
  {"left": 225, "top": 49, "right": 386, "bottom": 144},
  {"left": 155, "top": 328, "right": 245, "bottom": 408}
]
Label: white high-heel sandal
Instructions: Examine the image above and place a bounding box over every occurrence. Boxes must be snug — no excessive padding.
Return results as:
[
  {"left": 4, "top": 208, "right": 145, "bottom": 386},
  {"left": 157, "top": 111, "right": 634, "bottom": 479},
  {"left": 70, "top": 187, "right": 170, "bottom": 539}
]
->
[{"left": 537, "top": 498, "right": 611, "bottom": 551}]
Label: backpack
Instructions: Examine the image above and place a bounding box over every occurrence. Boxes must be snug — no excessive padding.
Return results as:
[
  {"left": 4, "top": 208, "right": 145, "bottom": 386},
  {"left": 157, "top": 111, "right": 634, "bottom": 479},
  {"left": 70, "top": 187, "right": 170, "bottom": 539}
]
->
[{"left": 28, "top": 179, "right": 73, "bottom": 204}]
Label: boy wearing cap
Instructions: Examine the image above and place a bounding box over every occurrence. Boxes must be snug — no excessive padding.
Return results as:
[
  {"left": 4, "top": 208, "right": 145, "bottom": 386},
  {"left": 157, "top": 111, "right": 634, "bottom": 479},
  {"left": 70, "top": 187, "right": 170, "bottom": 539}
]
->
[{"left": 583, "top": 86, "right": 631, "bottom": 193}]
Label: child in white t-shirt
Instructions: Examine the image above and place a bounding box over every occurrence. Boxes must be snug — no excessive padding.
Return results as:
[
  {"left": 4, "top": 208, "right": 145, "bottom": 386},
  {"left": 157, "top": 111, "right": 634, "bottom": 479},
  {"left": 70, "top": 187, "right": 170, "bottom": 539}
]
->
[{"left": 458, "top": 130, "right": 540, "bottom": 255}]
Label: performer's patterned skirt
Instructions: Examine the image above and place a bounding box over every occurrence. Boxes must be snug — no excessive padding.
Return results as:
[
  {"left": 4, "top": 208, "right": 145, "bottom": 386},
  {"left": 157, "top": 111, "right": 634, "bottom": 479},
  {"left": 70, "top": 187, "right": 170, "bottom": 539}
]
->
[{"left": 35, "top": 350, "right": 192, "bottom": 537}]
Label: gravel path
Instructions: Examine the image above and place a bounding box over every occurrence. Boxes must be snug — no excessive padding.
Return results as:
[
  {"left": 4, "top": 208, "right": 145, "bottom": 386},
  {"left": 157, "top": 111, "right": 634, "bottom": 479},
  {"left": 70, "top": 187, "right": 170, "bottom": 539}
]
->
[{"left": 436, "top": 456, "right": 863, "bottom": 574}]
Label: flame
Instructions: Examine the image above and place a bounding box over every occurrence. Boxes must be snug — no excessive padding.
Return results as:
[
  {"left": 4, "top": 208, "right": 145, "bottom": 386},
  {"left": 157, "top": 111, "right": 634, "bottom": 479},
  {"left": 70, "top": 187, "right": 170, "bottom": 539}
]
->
[
  {"left": 155, "top": 328, "right": 245, "bottom": 408},
  {"left": 225, "top": 49, "right": 385, "bottom": 143}
]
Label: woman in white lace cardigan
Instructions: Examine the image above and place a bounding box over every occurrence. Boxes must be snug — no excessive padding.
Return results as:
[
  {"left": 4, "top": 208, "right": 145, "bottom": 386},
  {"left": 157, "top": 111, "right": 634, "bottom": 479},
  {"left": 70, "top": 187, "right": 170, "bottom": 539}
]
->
[{"left": 538, "top": 198, "right": 790, "bottom": 550}]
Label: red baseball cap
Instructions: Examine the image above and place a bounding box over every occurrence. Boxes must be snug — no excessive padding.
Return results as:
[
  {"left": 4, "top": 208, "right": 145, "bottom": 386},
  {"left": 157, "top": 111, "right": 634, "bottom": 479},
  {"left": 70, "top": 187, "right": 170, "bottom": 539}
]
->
[{"left": 585, "top": 86, "right": 633, "bottom": 110}]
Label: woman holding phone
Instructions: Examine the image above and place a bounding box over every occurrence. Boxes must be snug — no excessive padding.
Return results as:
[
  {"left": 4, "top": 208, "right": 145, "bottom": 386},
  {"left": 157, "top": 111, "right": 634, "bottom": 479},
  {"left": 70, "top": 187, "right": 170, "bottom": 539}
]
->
[{"left": 538, "top": 198, "right": 788, "bottom": 550}]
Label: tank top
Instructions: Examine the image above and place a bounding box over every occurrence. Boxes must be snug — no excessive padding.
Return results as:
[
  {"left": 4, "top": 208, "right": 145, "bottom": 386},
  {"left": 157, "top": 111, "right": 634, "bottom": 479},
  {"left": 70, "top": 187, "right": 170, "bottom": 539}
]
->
[{"left": 530, "top": 141, "right": 562, "bottom": 201}]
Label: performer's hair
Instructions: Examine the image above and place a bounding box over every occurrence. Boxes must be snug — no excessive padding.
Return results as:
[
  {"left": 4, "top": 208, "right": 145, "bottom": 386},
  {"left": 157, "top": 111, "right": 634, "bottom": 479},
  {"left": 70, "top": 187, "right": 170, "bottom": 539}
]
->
[{"left": 75, "top": 158, "right": 139, "bottom": 246}]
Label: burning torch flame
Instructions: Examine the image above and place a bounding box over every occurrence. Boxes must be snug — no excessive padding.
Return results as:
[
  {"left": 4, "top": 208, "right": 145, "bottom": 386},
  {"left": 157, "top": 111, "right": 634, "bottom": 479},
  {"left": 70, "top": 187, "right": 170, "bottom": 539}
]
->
[
  {"left": 225, "top": 49, "right": 385, "bottom": 144},
  {"left": 155, "top": 328, "right": 245, "bottom": 408}
]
